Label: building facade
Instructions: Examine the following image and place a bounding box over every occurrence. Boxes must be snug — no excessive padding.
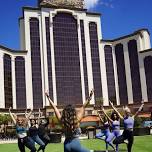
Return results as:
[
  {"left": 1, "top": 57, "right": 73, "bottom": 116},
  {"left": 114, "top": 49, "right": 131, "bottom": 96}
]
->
[{"left": 0, "top": 0, "right": 152, "bottom": 110}]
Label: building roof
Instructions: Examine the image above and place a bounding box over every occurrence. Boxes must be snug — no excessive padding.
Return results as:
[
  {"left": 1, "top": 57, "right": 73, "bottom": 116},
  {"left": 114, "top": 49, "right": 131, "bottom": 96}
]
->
[
  {"left": 21, "top": 6, "right": 101, "bottom": 16},
  {"left": 140, "top": 48, "right": 152, "bottom": 54},
  {"left": 81, "top": 115, "right": 100, "bottom": 122},
  {"left": 38, "top": 0, "right": 84, "bottom": 9},
  {"left": 0, "top": 45, "right": 27, "bottom": 54},
  {"left": 101, "top": 28, "right": 150, "bottom": 43}
]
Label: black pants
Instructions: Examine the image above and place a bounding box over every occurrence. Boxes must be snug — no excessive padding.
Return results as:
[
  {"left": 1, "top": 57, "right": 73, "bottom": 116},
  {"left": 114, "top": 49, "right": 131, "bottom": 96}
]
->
[
  {"left": 37, "top": 134, "right": 50, "bottom": 152},
  {"left": 18, "top": 137, "right": 36, "bottom": 152},
  {"left": 113, "top": 129, "right": 134, "bottom": 152},
  {"left": 39, "top": 134, "right": 50, "bottom": 145}
]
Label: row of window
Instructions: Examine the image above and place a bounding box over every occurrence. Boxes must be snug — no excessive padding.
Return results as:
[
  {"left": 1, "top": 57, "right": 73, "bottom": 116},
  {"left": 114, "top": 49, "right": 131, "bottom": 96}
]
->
[
  {"left": 105, "top": 40, "right": 152, "bottom": 104},
  {"left": 53, "top": 13, "right": 82, "bottom": 105}
]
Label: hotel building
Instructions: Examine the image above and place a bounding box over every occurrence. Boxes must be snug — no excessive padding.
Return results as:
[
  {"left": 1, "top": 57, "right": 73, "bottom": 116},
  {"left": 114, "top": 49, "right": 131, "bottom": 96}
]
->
[{"left": 0, "top": 0, "right": 152, "bottom": 113}]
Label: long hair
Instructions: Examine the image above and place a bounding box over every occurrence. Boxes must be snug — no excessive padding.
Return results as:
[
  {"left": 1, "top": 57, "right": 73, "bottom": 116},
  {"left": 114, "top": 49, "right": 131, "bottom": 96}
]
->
[
  {"left": 16, "top": 117, "right": 27, "bottom": 127},
  {"left": 61, "top": 105, "right": 78, "bottom": 133},
  {"left": 111, "top": 111, "right": 119, "bottom": 121}
]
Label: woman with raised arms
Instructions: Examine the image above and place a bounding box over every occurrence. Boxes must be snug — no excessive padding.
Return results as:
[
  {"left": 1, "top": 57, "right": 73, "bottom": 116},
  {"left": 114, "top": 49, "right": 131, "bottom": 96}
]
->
[
  {"left": 45, "top": 89, "right": 94, "bottom": 152},
  {"left": 110, "top": 101, "right": 144, "bottom": 152}
]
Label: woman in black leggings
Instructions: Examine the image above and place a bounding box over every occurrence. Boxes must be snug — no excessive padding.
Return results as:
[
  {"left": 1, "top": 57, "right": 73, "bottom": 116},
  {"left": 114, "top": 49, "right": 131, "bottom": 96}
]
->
[
  {"left": 109, "top": 101, "right": 144, "bottom": 152},
  {"left": 9, "top": 107, "right": 36, "bottom": 152},
  {"left": 37, "top": 110, "right": 50, "bottom": 151}
]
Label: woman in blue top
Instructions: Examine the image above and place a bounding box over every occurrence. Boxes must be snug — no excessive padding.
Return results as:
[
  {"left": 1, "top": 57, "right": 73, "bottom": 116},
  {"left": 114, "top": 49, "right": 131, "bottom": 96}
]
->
[
  {"left": 96, "top": 110, "right": 116, "bottom": 152},
  {"left": 9, "top": 107, "right": 36, "bottom": 152},
  {"left": 102, "top": 107, "right": 121, "bottom": 152},
  {"left": 110, "top": 101, "right": 144, "bottom": 152},
  {"left": 45, "top": 89, "right": 94, "bottom": 152}
]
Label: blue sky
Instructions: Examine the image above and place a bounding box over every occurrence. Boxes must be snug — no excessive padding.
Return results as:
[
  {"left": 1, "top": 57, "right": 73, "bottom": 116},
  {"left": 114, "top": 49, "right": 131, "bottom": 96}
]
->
[{"left": 0, "top": 0, "right": 151, "bottom": 49}]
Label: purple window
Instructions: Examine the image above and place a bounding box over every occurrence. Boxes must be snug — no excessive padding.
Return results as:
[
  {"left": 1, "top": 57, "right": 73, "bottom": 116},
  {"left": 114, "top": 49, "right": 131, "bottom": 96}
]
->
[
  {"left": 104, "top": 45, "right": 116, "bottom": 104},
  {"left": 89, "top": 22, "right": 102, "bottom": 102},
  {"left": 30, "top": 18, "right": 43, "bottom": 108},
  {"left": 144, "top": 56, "right": 152, "bottom": 101},
  {"left": 115, "top": 43, "right": 128, "bottom": 104},
  {"left": 53, "top": 13, "right": 82, "bottom": 105},
  {"left": 4, "top": 54, "right": 13, "bottom": 108},
  {"left": 15, "top": 57, "right": 26, "bottom": 109},
  {"left": 128, "top": 40, "right": 142, "bottom": 103}
]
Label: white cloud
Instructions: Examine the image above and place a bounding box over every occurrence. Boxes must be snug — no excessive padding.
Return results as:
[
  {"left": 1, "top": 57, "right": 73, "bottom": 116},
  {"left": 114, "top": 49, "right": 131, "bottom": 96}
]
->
[
  {"left": 84, "top": 0, "right": 100, "bottom": 9},
  {"left": 84, "top": 0, "right": 114, "bottom": 9}
]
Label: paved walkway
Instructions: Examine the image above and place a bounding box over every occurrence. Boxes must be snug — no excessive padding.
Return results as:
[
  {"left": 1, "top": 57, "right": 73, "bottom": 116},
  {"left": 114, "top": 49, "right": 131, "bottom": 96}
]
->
[{"left": 0, "top": 139, "right": 17, "bottom": 144}]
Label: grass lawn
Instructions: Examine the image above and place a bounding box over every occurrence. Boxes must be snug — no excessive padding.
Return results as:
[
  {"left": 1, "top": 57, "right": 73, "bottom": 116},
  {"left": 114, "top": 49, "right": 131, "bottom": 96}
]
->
[{"left": 0, "top": 135, "right": 151, "bottom": 152}]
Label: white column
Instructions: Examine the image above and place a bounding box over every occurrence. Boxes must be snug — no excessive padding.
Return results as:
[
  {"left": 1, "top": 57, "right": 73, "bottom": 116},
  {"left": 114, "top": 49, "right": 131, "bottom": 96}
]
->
[
  {"left": 137, "top": 38, "right": 148, "bottom": 102},
  {"left": 40, "top": 12, "right": 50, "bottom": 106},
  {"left": 39, "top": 14, "right": 46, "bottom": 107},
  {"left": 11, "top": 56, "right": 16, "bottom": 109},
  {"left": 123, "top": 41, "right": 133, "bottom": 104},
  {"left": 50, "top": 13, "right": 57, "bottom": 105},
  {"left": 24, "top": 16, "right": 33, "bottom": 109},
  {"left": 112, "top": 45, "right": 120, "bottom": 105},
  {"left": 97, "top": 17, "right": 109, "bottom": 106},
  {"left": 99, "top": 44, "right": 109, "bottom": 106},
  {"left": 83, "top": 20, "right": 94, "bottom": 104},
  {"left": 0, "top": 52, "right": 5, "bottom": 108},
  {"left": 77, "top": 19, "right": 86, "bottom": 103}
]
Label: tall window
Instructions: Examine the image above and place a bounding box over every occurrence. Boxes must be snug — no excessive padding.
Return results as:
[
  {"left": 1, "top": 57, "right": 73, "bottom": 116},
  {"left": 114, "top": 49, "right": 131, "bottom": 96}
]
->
[
  {"left": 15, "top": 57, "right": 26, "bottom": 109},
  {"left": 53, "top": 13, "right": 82, "bottom": 105},
  {"left": 80, "top": 20, "right": 89, "bottom": 98},
  {"left": 144, "top": 56, "right": 152, "bottom": 101},
  {"left": 4, "top": 54, "right": 12, "bottom": 108},
  {"left": 45, "top": 17, "right": 53, "bottom": 99},
  {"left": 128, "top": 40, "right": 142, "bottom": 103},
  {"left": 104, "top": 45, "right": 116, "bottom": 104},
  {"left": 89, "top": 22, "right": 102, "bottom": 102},
  {"left": 115, "top": 44, "right": 128, "bottom": 104},
  {"left": 30, "top": 18, "right": 43, "bottom": 108}
]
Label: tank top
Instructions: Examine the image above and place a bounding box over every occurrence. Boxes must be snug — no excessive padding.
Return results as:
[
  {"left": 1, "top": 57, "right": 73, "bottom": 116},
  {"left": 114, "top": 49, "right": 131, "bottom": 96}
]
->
[
  {"left": 65, "top": 127, "right": 81, "bottom": 139},
  {"left": 104, "top": 122, "right": 110, "bottom": 135},
  {"left": 124, "top": 116, "right": 134, "bottom": 129},
  {"left": 112, "top": 120, "right": 120, "bottom": 130},
  {"left": 16, "top": 125, "right": 27, "bottom": 138},
  {"left": 29, "top": 126, "right": 38, "bottom": 137}
]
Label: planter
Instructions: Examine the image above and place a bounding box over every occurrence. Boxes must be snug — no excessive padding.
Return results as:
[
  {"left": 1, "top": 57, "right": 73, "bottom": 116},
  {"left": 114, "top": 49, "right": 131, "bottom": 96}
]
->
[
  {"left": 49, "top": 132, "right": 62, "bottom": 143},
  {"left": 133, "top": 128, "right": 150, "bottom": 136}
]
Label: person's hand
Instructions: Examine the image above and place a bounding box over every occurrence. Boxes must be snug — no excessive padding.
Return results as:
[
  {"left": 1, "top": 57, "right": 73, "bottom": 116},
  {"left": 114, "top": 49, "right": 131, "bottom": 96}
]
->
[
  {"left": 90, "top": 89, "right": 94, "bottom": 97},
  {"left": 9, "top": 107, "right": 12, "bottom": 112},
  {"left": 109, "top": 100, "right": 113, "bottom": 106},
  {"left": 141, "top": 100, "right": 145, "bottom": 105},
  {"left": 45, "top": 91, "right": 49, "bottom": 97},
  {"left": 88, "top": 89, "right": 94, "bottom": 100}
]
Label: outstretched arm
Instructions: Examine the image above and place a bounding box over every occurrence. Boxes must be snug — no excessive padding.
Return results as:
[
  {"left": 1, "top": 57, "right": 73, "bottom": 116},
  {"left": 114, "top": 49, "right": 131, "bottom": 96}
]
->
[
  {"left": 45, "top": 92, "right": 61, "bottom": 121},
  {"left": 109, "top": 100, "right": 123, "bottom": 120},
  {"left": 24, "top": 109, "right": 33, "bottom": 126},
  {"left": 26, "top": 109, "right": 33, "bottom": 120},
  {"left": 77, "top": 89, "right": 94, "bottom": 122},
  {"left": 37, "top": 108, "right": 41, "bottom": 125},
  {"left": 101, "top": 107, "right": 113, "bottom": 123},
  {"left": 97, "top": 110, "right": 104, "bottom": 125},
  {"left": 9, "top": 107, "right": 16, "bottom": 125},
  {"left": 133, "top": 102, "right": 144, "bottom": 118}
]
